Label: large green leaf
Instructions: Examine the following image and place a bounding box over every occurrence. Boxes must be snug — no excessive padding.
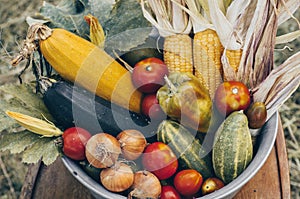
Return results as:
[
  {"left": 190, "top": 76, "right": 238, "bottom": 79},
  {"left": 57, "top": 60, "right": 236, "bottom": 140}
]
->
[
  {"left": 0, "top": 131, "right": 39, "bottom": 154},
  {"left": 0, "top": 83, "right": 59, "bottom": 165},
  {"left": 22, "top": 137, "right": 60, "bottom": 165},
  {"left": 39, "top": 0, "right": 90, "bottom": 38},
  {"left": 104, "top": 0, "right": 153, "bottom": 53},
  {"left": 0, "top": 83, "right": 52, "bottom": 132},
  {"left": 36, "top": 0, "right": 152, "bottom": 51}
]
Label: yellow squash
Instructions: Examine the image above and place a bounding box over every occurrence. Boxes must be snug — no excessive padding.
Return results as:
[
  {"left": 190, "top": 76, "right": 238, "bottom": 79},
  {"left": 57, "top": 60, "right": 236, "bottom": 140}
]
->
[{"left": 39, "top": 28, "right": 142, "bottom": 113}]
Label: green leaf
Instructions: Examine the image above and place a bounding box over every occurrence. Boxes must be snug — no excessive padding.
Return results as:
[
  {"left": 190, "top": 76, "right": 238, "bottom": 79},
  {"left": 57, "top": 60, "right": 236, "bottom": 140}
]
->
[
  {"left": 36, "top": 0, "right": 152, "bottom": 51},
  {"left": 22, "top": 137, "right": 59, "bottom": 165},
  {"left": 0, "top": 83, "right": 52, "bottom": 133},
  {"left": 40, "top": 1, "right": 90, "bottom": 38},
  {"left": 88, "top": 0, "right": 115, "bottom": 25},
  {"left": 103, "top": 0, "right": 152, "bottom": 53},
  {"left": 0, "top": 83, "right": 50, "bottom": 116},
  {"left": 0, "top": 131, "right": 39, "bottom": 154},
  {"left": 0, "top": 83, "right": 60, "bottom": 165}
]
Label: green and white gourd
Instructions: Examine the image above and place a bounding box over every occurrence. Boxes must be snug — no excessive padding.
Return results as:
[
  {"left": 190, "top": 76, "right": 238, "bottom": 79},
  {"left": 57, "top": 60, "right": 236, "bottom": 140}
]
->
[{"left": 212, "top": 111, "right": 253, "bottom": 184}]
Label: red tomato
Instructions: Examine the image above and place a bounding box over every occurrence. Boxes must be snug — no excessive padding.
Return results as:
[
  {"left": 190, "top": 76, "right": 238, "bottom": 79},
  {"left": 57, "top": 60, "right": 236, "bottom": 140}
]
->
[
  {"left": 132, "top": 57, "right": 169, "bottom": 93},
  {"left": 141, "top": 94, "right": 166, "bottom": 121},
  {"left": 62, "top": 127, "right": 92, "bottom": 160},
  {"left": 142, "top": 142, "right": 178, "bottom": 180},
  {"left": 161, "top": 185, "right": 181, "bottom": 199},
  {"left": 214, "top": 81, "right": 251, "bottom": 115},
  {"left": 174, "top": 169, "right": 203, "bottom": 196}
]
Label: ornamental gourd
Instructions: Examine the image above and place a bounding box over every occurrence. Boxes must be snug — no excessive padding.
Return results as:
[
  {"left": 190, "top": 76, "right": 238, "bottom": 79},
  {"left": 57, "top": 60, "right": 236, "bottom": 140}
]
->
[
  {"left": 38, "top": 26, "right": 142, "bottom": 113},
  {"left": 157, "top": 72, "right": 212, "bottom": 132},
  {"left": 157, "top": 120, "right": 214, "bottom": 179},
  {"left": 212, "top": 111, "right": 253, "bottom": 184}
]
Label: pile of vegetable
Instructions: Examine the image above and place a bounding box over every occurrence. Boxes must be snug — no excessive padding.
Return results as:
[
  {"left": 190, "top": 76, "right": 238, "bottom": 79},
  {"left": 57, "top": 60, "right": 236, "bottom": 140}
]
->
[{"left": 1, "top": 0, "right": 300, "bottom": 198}]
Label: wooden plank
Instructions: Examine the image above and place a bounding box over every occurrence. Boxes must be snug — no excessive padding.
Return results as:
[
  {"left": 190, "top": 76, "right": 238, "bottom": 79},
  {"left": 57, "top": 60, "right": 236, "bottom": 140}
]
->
[
  {"left": 234, "top": 148, "right": 281, "bottom": 199},
  {"left": 275, "top": 118, "right": 291, "bottom": 199},
  {"left": 30, "top": 158, "right": 94, "bottom": 199},
  {"left": 234, "top": 117, "right": 289, "bottom": 199},
  {"left": 19, "top": 161, "right": 41, "bottom": 199}
]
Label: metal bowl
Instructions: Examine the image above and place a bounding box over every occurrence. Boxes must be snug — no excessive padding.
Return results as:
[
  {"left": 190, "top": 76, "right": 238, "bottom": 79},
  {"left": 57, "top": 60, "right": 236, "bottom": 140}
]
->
[{"left": 62, "top": 112, "right": 278, "bottom": 199}]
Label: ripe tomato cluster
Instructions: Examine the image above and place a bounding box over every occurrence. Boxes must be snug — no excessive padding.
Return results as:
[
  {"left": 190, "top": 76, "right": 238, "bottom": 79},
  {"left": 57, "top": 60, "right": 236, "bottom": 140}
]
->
[{"left": 131, "top": 57, "right": 168, "bottom": 121}]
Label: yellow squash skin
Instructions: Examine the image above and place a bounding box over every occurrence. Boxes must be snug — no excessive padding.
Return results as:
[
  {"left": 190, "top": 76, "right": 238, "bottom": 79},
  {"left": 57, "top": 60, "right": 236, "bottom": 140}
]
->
[{"left": 39, "top": 29, "right": 142, "bottom": 113}]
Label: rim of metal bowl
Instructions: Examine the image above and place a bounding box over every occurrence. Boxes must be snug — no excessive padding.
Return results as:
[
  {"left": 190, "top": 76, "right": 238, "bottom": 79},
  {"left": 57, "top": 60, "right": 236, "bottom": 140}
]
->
[{"left": 62, "top": 112, "right": 279, "bottom": 199}]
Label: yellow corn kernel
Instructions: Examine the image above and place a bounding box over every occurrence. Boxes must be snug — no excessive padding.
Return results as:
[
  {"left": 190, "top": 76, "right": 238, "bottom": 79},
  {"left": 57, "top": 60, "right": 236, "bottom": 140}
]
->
[
  {"left": 225, "top": 49, "right": 242, "bottom": 73},
  {"left": 193, "top": 29, "right": 224, "bottom": 98},
  {"left": 163, "top": 34, "right": 193, "bottom": 74}
]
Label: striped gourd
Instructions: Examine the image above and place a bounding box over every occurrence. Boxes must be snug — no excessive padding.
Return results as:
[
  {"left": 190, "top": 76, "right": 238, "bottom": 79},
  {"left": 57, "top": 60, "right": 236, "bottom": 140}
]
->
[
  {"left": 157, "top": 120, "right": 214, "bottom": 179},
  {"left": 212, "top": 111, "right": 253, "bottom": 184}
]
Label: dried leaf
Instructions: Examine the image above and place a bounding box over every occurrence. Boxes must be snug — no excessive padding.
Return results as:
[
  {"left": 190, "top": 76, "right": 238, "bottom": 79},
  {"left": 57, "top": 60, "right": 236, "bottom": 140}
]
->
[
  {"left": 278, "top": 0, "right": 300, "bottom": 25},
  {"left": 142, "top": 0, "right": 191, "bottom": 37},
  {"left": 6, "top": 111, "right": 63, "bottom": 138},
  {"left": 183, "top": 0, "right": 213, "bottom": 32},
  {"left": 238, "top": 0, "right": 279, "bottom": 88},
  {"left": 253, "top": 51, "right": 300, "bottom": 121},
  {"left": 208, "top": 0, "right": 242, "bottom": 50},
  {"left": 276, "top": 30, "right": 300, "bottom": 44}
]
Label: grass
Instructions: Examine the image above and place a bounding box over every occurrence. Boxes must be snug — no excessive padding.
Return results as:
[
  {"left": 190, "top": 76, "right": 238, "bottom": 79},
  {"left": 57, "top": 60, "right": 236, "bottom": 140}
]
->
[{"left": 0, "top": 1, "right": 299, "bottom": 198}]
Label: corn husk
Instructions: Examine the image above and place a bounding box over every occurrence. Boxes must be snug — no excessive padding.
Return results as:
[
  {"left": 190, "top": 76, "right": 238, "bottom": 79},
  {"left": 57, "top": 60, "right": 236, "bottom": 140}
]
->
[
  {"left": 5, "top": 111, "right": 63, "bottom": 137},
  {"left": 140, "top": 0, "right": 191, "bottom": 37},
  {"left": 84, "top": 14, "right": 105, "bottom": 48},
  {"left": 252, "top": 51, "right": 300, "bottom": 121}
]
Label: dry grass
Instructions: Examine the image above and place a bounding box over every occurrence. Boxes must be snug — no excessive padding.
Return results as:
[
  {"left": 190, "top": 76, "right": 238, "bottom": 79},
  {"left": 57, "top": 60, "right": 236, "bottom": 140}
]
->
[{"left": 0, "top": 1, "right": 299, "bottom": 198}]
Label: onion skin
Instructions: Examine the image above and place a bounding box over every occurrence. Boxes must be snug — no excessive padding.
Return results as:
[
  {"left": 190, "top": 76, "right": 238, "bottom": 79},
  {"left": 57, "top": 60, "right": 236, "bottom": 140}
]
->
[
  {"left": 100, "top": 162, "right": 134, "bottom": 192},
  {"left": 128, "top": 170, "right": 161, "bottom": 199},
  {"left": 85, "top": 133, "right": 121, "bottom": 168},
  {"left": 117, "top": 129, "right": 147, "bottom": 160}
]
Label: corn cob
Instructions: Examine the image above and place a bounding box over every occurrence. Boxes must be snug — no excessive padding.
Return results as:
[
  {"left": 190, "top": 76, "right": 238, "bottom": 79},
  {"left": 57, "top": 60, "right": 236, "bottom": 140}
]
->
[
  {"left": 225, "top": 49, "right": 242, "bottom": 73},
  {"left": 141, "top": 0, "right": 193, "bottom": 74},
  {"left": 163, "top": 34, "right": 193, "bottom": 73},
  {"left": 206, "top": 0, "right": 249, "bottom": 81},
  {"left": 193, "top": 29, "right": 224, "bottom": 97}
]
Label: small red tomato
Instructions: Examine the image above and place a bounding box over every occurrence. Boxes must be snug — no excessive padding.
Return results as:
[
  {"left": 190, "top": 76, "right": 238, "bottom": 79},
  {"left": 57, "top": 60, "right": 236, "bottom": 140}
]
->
[
  {"left": 174, "top": 169, "right": 203, "bottom": 196},
  {"left": 132, "top": 57, "right": 169, "bottom": 93},
  {"left": 142, "top": 94, "right": 166, "bottom": 121},
  {"left": 142, "top": 142, "right": 178, "bottom": 180},
  {"left": 201, "top": 177, "right": 224, "bottom": 195},
  {"left": 161, "top": 185, "right": 181, "bottom": 199},
  {"left": 62, "top": 127, "right": 92, "bottom": 160},
  {"left": 214, "top": 81, "right": 251, "bottom": 115}
]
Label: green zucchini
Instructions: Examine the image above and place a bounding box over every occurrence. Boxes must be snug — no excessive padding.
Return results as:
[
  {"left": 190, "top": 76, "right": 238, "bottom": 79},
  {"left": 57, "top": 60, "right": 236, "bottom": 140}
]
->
[
  {"left": 43, "top": 80, "right": 156, "bottom": 140},
  {"left": 212, "top": 111, "right": 253, "bottom": 184},
  {"left": 157, "top": 120, "right": 214, "bottom": 179}
]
